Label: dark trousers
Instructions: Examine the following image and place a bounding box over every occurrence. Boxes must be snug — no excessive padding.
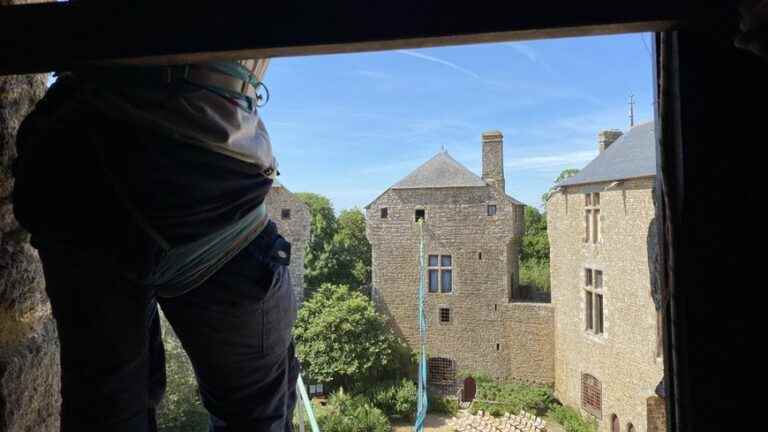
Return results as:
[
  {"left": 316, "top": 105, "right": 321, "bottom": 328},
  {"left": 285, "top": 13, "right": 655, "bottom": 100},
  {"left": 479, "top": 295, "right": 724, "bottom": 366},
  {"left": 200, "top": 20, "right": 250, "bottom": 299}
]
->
[
  {"left": 38, "top": 222, "right": 299, "bottom": 432},
  {"left": 12, "top": 79, "right": 299, "bottom": 432}
]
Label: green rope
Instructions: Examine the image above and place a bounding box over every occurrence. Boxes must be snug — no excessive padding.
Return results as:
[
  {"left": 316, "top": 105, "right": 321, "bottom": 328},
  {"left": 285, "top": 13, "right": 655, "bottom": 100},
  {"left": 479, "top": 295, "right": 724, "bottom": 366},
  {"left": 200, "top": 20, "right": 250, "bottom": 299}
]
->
[{"left": 297, "top": 375, "right": 321, "bottom": 432}]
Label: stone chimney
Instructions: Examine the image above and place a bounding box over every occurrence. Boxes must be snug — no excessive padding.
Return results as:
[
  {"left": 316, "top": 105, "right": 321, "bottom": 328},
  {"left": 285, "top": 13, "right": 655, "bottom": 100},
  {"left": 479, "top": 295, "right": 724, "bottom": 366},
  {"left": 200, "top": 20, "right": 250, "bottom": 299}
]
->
[
  {"left": 598, "top": 129, "right": 623, "bottom": 153},
  {"left": 482, "top": 130, "right": 505, "bottom": 192}
]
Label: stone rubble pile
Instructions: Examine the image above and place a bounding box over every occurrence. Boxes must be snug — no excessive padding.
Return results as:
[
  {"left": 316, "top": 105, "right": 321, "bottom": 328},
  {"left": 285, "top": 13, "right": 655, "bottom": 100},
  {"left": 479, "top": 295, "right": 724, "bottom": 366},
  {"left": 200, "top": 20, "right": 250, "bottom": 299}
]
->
[{"left": 448, "top": 410, "right": 547, "bottom": 432}]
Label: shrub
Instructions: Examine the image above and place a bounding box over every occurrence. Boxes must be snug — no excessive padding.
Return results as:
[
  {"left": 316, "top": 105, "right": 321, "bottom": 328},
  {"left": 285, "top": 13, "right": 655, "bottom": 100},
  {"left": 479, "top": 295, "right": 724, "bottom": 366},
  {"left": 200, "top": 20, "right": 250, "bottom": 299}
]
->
[
  {"left": 427, "top": 393, "right": 458, "bottom": 416},
  {"left": 316, "top": 390, "right": 390, "bottom": 432},
  {"left": 471, "top": 375, "right": 554, "bottom": 416},
  {"left": 519, "top": 259, "right": 551, "bottom": 295},
  {"left": 367, "top": 379, "right": 417, "bottom": 420},
  {"left": 549, "top": 404, "right": 598, "bottom": 432},
  {"left": 294, "top": 284, "right": 410, "bottom": 391}
]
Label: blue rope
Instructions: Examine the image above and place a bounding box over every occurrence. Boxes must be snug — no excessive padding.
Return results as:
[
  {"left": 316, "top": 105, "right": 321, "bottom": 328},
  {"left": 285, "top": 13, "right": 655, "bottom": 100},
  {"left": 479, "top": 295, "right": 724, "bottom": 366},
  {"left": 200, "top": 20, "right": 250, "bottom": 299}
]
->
[{"left": 414, "top": 220, "right": 429, "bottom": 432}]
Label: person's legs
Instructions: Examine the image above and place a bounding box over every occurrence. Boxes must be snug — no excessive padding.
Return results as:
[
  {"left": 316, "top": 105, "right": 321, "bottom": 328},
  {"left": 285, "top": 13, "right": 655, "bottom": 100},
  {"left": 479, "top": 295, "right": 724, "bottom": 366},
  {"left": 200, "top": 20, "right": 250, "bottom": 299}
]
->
[
  {"left": 160, "top": 223, "right": 299, "bottom": 432},
  {"left": 39, "top": 244, "right": 165, "bottom": 432}
]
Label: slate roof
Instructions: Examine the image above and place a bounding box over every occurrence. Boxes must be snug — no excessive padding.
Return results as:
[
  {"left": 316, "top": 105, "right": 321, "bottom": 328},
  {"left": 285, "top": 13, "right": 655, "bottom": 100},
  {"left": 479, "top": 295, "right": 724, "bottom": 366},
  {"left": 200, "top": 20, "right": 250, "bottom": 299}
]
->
[
  {"left": 558, "top": 121, "right": 656, "bottom": 187},
  {"left": 392, "top": 151, "right": 488, "bottom": 189}
]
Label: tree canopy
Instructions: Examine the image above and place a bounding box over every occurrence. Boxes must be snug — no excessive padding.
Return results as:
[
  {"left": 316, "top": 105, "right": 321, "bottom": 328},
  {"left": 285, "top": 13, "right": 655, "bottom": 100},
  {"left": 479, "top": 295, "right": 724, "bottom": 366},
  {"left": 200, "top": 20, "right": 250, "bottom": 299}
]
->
[
  {"left": 293, "top": 284, "right": 408, "bottom": 390},
  {"left": 295, "top": 192, "right": 371, "bottom": 295}
]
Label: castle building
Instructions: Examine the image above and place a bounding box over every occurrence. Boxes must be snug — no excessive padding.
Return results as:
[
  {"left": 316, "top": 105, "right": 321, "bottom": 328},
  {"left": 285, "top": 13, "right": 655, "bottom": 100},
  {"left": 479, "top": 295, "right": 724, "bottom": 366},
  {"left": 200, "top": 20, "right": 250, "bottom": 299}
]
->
[
  {"left": 264, "top": 180, "right": 311, "bottom": 302},
  {"left": 366, "top": 131, "right": 554, "bottom": 391},
  {"left": 547, "top": 122, "right": 666, "bottom": 432}
]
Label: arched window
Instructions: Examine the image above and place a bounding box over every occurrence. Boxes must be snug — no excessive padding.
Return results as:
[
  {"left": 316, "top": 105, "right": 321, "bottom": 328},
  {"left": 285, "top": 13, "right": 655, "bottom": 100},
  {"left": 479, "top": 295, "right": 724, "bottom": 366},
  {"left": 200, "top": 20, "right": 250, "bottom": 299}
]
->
[
  {"left": 611, "top": 414, "right": 620, "bottom": 432},
  {"left": 581, "top": 373, "right": 602, "bottom": 418},
  {"left": 428, "top": 357, "right": 456, "bottom": 394},
  {"left": 627, "top": 423, "right": 636, "bottom": 432}
]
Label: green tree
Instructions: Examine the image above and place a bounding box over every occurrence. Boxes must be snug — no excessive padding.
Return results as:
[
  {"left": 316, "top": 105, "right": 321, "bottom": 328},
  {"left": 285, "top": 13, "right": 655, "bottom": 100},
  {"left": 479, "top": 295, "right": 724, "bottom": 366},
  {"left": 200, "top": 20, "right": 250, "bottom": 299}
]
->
[
  {"left": 329, "top": 208, "right": 372, "bottom": 290},
  {"left": 293, "top": 284, "right": 408, "bottom": 391},
  {"left": 541, "top": 168, "right": 580, "bottom": 204},
  {"left": 295, "top": 193, "right": 372, "bottom": 295},
  {"left": 295, "top": 193, "right": 338, "bottom": 291},
  {"left": 521, "top": 206, "right": 549, "bottom": 263}
]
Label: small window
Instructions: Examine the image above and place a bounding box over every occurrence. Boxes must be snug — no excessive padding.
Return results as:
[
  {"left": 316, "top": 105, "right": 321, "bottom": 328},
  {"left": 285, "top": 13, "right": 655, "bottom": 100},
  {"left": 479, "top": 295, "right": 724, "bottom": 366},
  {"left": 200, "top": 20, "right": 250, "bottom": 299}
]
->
[
  {"left": 584, "top": 192, "right": 600, "bottom": 243},
  {"left": 478, "top": 252, "right": 482, "bottom": 260},
  {"left": 415, "top": 209, "right": 425, "bottom": 222},
  {"left": 581, "top": 373, "right": 602, "bottom": 418},
  {"left": 281, "top": 209, "right": 291, "bottom": 220},
  {"left": 439, "top": 307, "right": 451, "bottom": 323},
  {"left": 496, "top": 343, "right": 500, "bottom": 351},
  {"left": 380, "top": 207, "right": 388, "bottom": 218},
  {"left": 611, "top": 415, "right": 620, "bottom": 432},
  {"left": 584, "top": 267, "right": 604, "bottom": 335},
  {"left": 428, "top": 254, "right": 453, "bottom": 293},
  {"left": 487, "top": 204, "right": 497, "bottom": 216},
  {"left": 627, "top": 423, "right": 636, "bottom": 432}
]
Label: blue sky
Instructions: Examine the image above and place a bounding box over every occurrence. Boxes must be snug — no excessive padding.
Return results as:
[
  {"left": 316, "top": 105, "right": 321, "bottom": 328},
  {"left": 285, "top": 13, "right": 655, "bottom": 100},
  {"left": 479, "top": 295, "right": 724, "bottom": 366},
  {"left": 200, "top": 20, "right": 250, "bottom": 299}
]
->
[{"left": 261, "top": 33, "right": 654, "bottom": 212}]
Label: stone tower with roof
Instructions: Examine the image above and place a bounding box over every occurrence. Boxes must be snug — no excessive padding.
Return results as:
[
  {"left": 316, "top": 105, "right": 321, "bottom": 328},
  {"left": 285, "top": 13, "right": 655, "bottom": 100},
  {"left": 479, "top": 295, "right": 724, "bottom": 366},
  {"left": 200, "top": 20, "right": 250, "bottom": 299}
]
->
[
  {"left": 264, "top": 180, "right": 311, "bottom": 303},
  {"left": 366, "top": 132, "right": 555, "bottom": 390},
  {"left": 547, "top": 122, "right": 665, "bottom": 432}
]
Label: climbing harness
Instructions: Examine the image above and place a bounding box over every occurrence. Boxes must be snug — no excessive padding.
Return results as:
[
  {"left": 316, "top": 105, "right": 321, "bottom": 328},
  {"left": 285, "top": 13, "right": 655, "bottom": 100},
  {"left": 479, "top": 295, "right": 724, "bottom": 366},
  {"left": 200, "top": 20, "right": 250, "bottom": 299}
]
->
[{"left": 414, "top": 220, "right": 429, "bottom": 432}]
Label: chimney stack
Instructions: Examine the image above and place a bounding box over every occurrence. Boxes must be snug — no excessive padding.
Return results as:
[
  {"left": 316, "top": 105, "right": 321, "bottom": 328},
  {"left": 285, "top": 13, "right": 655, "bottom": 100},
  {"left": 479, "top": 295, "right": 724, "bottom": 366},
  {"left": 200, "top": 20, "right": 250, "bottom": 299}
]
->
[
  {"left": 598, "top": 129, "right": 623, "bottom": 153},
  {"left": 482, "top": 130, "right": 505, "bottom": 192}
]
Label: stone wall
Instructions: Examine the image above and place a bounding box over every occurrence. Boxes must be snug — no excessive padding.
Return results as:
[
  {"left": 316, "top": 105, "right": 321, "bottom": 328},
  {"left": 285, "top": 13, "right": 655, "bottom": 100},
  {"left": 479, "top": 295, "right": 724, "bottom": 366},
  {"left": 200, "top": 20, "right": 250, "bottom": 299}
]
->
[
  {"left": 501, "top": 302, "right": 554, "bottom": 385},
  {"left": 367, "top": 186, "right": 530, "bottom": 381},
  {"left": 0, "top": 64, "right": 60, "bottom": 432},
  {"left": 547, "top": 177, "right": 663, "bottom": 432},
  {"left": 646, "top": 395, "right": 667, "bottom": 432},
  {"left": 264, "top": 183, "right": 311, "bottom": 303}
]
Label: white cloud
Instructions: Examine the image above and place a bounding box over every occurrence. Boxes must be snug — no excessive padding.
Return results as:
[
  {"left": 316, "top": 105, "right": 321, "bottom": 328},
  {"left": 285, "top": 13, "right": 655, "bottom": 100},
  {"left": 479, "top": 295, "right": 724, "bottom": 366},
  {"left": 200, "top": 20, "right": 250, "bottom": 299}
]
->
[
  {"left": 504, "top": 42, "right": 559, "bottom": 78},
  {"left": 505, "top": 150, "right": 597, "bottom": 172},
  {"left": 395, "top": 49, "right": 480, "bottom": 80}
]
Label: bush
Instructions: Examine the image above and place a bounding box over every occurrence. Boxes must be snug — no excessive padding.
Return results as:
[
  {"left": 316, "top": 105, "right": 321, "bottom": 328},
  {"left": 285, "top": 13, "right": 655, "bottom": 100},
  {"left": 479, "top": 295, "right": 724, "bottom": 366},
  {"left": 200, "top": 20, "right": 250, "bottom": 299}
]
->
[
  {"left": 367, "top": 379, "right": 417, "bottom": 420},
  {"left": 427, "top": 393, "right": 458, "bottom": 416},
  {"left": 549, "top": 404, "right": 598, "bottom": 432},
  {"left": 470, "top": 375, "right": 554, "bottom": 416},
  {"left": 519, "top": 259, "right": 551, "bottom": 295},
  {"left": 316, "top": 390, "right": 390, "bottom": 432},
  {"left": 294, "top": 284, "right": 410, "bottom": 391}
]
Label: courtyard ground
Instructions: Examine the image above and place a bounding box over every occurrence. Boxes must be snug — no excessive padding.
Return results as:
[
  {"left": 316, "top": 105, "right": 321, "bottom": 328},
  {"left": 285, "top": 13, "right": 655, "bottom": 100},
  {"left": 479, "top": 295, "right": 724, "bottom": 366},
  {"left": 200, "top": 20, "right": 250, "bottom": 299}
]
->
[{"left": 390, "top": 412, "right": 566, "bottom": 432}]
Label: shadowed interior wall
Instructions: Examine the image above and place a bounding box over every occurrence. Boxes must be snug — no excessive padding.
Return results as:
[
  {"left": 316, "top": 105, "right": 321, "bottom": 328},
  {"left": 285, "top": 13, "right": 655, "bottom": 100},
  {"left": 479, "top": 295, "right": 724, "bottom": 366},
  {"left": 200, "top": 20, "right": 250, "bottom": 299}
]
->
[{"left": 0, "top": 4, "right": 60, "bottom": 427}]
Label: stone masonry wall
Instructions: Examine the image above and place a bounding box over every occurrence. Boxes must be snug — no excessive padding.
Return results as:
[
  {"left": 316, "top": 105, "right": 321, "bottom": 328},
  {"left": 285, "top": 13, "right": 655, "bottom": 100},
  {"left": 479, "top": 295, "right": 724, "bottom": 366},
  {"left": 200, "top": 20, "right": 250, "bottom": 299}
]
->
[
  {"left": 265, "top": 184, "right": 311, "bottom": 303},
  {"left": 0, "top": 53, "right": 61, "bottom": 432},
  {"left": 501, "top": 302, "right": 554, "bottom": 385},
  {"left": 547, "top": 177, "right": 663, "bottom": 432},
  {"left": 367, "top": 186, "right": 532, "bottom": 382}
]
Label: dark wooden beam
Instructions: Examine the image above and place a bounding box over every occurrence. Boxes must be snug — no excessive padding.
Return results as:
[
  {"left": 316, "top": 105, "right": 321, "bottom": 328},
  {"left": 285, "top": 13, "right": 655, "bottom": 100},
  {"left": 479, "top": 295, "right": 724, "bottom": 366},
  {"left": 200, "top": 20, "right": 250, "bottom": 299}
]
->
[{"left": 1, "top": 1, "right": 713, "bottom": 75}]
